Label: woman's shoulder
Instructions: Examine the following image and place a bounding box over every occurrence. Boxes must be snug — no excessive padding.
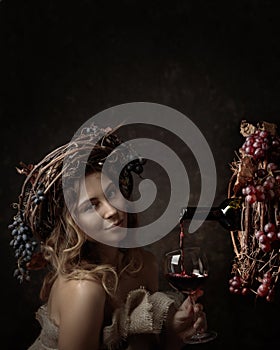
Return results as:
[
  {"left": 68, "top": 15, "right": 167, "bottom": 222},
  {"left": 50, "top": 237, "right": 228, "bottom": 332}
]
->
[
  {"left": 56, "top": 276, "right": 106, "bottom": 303},
  {"left": 46, "top": 276, "right": 107, "bottom": 348},
  {"left": 48, "top": 276, "right": 106, "bottom": 327}
]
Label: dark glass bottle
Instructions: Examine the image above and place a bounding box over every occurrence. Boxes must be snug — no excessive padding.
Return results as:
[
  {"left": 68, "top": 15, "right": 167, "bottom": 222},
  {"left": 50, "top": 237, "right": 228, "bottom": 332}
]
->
[{"left": 179, "top": 197, "right": 242, "bottom": 231}]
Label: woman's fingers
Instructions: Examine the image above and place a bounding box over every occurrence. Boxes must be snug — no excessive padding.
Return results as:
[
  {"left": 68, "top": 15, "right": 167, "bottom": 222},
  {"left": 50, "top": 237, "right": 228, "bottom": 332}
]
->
[
  {"left": 193, "top": 302, "right": 203, "bottom": 313},
  {"left": 191, "top": 289, "right": 204, "bottom": 302},
  {"left": 181, "top": 326, "right": 197, "bottom": 340},
  {"left": 182, "top": 310, "right": 207, "bottom": 341},
  {"left": 174, "top": 301, "right": 194, "bottom": 324},
  {"left": 193, "top": 310, "right": 207, "bottom": 333},
  {"left": 179, "top": 295, "right": 192, "bottom": 310},
  {"left": 172, "top": 292, "right": 208, "bottom": 342}
]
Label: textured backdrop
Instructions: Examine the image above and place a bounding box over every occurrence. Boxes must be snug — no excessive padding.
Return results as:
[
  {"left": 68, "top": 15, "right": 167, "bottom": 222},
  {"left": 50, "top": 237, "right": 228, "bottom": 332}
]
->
[{"left": 1, "top": 1, "right": 280, "bottom": 349}]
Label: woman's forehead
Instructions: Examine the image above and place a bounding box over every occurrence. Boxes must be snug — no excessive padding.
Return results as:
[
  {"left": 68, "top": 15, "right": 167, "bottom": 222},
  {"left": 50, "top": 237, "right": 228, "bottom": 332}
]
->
[{"left": 79, "top": 172, "right": 112, "bottom": 201}]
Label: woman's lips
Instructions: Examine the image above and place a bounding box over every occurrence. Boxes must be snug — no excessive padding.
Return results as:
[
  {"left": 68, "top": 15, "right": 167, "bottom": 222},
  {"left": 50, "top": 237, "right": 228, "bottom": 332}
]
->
[{"left": 105, "top": 219, "right": 124, "bottom": 230}]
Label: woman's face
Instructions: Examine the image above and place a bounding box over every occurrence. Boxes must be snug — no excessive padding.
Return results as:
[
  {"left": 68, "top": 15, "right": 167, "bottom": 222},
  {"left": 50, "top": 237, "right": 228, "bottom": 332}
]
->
[{"left": 76, "top": 172, "right": 128, "bottom": 245}]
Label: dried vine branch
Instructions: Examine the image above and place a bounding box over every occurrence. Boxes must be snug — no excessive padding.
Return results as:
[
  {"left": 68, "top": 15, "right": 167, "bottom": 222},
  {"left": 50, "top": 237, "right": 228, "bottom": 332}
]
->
[{"left": 228, "top": 120, "right": 280, "bottom": 302}]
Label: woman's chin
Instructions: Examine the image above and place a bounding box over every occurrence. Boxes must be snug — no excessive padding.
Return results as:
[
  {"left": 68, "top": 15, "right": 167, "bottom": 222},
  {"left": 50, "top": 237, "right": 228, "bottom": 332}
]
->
[{"left": 97, "top": 228, "right": 128, "bottom": 247}]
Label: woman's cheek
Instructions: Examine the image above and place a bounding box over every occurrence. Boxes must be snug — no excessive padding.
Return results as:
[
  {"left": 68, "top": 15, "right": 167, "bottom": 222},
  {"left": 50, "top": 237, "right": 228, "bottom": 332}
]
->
[{"left": 78, "top": 212, "right": 102, "bottom": 235}]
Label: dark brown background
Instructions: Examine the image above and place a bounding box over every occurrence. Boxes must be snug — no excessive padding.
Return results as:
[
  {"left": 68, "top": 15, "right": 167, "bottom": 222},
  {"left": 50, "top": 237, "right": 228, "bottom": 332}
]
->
[{"left": 1, "top": 1, "right": 280, "bottom": 349}]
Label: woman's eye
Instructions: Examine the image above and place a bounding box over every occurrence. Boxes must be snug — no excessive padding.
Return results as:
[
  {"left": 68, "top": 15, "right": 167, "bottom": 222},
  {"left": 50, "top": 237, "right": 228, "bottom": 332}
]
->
[
  {"left": 105, "top": 184, "right": 118, "bottom": 200},
  {"left": 107, "top": 189, "right": 116, "bottom": 199},
  {"left": 83, "top": 202, "right": 97, "bottom": 212}
]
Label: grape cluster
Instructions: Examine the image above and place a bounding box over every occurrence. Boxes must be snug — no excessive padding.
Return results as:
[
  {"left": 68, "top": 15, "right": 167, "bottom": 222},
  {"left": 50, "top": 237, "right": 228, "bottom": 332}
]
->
[
  {"left": 229, "top": 275, "right": 250, "bottom": 296},
  {"left": 270, "top": 134, "right": 280, "bottom": 163},
  {"left": 229, "top": 122, "right": 280, "bottom": 302},
  {"left": 125, "top": 157, "right": 147, "bottom": 175},
  {"left": 241, "top": 130, "right": 280, "bottom": 161},
  {"left": 31, "top": 188, "right": 45, "bottom": 205},
  {"left": 241, "top": 163, "right": 280, "bottom": 205},
  {"left": 240, "top": 157, "right": 280, "bottom": 253},
  {"left": 8, "top": 216, "right": 38, "bottom": 283},
  {"left": 257, "top": 272, "right": 275, "bottom": 302},
  {"left": 255, "top": 222, "right": 280, "bottom": 252}
]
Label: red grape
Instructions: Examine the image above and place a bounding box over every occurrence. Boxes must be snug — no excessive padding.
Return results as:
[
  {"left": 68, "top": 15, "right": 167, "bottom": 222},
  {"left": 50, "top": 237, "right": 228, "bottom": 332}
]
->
[
  {"left": 259, "top": 131, "right": 268, "bottom": 138},
  {"left": 254, "top": 148, "right": 265, "bottom": 159},
  {"left": 245, "top": 146, "right": 254, "bottom": 155},
  {"left": 256, "top": 192, "right": 266, "bottom": 202},
  {"left": 259, "top": 234, "right": 268, "bottom": 244},
  {"left": 255, "top": 185, "right": 264, "bottom": 193},
  {"left": 257, "top": 284, "right": 269, "bottom": 297},
  {"left": 266, "top": 288, "right": 275, "bottom": 302},
  {"left": 241, "top": 288, "right": 250, "bottom": 296},
  {"left": 245, "top": 194, "right": 257, "bottom": 204},
  {"left": 263, "top": 181, "right": 274, "bottom": 190},
  {"left": 267, "top": 175, "right": 276, "bottom": 184},
  {"left": 255, "top": 230, "right": 264, "bottom": 239},
  {"left": 262, "top": 277, "right": 271, "bottom": 285},
  {"left": 247, "top": 185, "right": 257, "bottom": 194},
  {"left": 245, "top": 137, "right": 254, "bottom": 145},
  {"left": 253, "top": 141, "right": 262, "bottom": 149},
  {"left": 267, "top": 163, "right": 278, "bottom": 172},
  {"left": 231, "top": 280, "right": 241, "bottom": 288},
  {"left": 264, "top": 222, "right": 276, "bottom": 233},
  {"left": 267, "top": 231, "right": 277, "bottom": 242},
  {"left": 260, "top": 242, "right": 271, "bottom": 252}
]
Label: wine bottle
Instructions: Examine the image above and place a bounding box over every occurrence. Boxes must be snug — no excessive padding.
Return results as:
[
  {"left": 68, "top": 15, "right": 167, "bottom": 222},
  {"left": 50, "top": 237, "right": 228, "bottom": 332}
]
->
[{"left": 179, "top": 197, "right": 242, "bottom": 231}]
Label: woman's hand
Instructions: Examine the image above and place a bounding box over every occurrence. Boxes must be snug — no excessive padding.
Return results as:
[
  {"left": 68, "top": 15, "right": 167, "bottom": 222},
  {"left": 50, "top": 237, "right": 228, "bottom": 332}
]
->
[
  {"left": 164, "top": 289, "right": 207, "bottom": 349},
  {"left": 172, "top": 289, "right": 207, "bottom": 341}
]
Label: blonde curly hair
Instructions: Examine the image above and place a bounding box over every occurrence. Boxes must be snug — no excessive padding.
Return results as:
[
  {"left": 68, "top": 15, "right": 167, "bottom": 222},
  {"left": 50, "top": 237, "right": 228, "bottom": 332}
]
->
[{"left": 9, "top": 123, "right": 145, "bottom": 300}]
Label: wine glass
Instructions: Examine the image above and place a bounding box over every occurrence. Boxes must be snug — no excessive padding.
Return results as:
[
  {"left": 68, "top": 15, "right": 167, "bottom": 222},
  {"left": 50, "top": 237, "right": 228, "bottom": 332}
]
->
[{"left": 164, "top": 246, "right": 217, "bottom": 344}]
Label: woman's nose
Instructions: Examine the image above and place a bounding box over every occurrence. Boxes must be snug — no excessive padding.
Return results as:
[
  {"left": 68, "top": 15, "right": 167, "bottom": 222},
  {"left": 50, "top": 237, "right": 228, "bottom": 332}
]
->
[{"left": 101, "top": 200, "right": 118, "bottom": 219}]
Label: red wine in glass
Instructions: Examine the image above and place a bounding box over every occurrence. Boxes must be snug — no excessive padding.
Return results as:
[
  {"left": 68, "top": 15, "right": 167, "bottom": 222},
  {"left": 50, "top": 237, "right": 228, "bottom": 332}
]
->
[
  {"left": 173, "top": 222, "right": 209, "bottom": 293},
  {"left": 165, "top": 272, "right": 209, "bottom": 295},
  {"left": 164, "top": 229, "right": 217, "bottom": 344}
]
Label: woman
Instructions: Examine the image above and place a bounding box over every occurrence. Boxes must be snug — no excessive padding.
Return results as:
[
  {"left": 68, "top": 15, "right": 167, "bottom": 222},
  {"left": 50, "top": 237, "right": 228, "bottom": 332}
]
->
[{"left": 9, "top": 123, "right": 206, "bottom": 349}]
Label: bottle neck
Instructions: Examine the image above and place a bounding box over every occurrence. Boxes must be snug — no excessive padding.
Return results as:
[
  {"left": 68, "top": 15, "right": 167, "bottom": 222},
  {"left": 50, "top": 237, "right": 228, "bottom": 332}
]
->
[
  {"left": 180, "top": 207, "right": 222, "bottom": 222},
  {"left": 180, "top": 198, "right": 242, "bottom": 231}
]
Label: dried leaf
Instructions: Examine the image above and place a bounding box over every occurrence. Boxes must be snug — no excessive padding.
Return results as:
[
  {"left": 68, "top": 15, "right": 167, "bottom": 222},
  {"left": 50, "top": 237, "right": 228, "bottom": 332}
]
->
[
  {"left": 233, "top": 156, "right": 256, "bottom": 195},
  {"left": 16, "top": 162, "right": 34, "bottom": 176},
  {"left": 240, "top": 120, "right": 256, "bottom": 137},
  {"left": 258, "top": 121, "right": 277, "bottom": 136}
]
